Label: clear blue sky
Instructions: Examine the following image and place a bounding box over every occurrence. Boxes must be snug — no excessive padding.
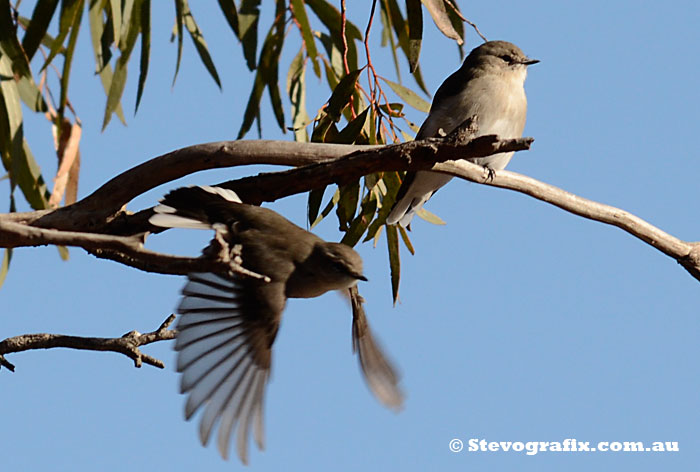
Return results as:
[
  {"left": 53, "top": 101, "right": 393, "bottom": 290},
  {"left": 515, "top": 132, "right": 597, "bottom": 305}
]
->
[{"left": 3, "top": 1, "right": 699, "bottom": 470}]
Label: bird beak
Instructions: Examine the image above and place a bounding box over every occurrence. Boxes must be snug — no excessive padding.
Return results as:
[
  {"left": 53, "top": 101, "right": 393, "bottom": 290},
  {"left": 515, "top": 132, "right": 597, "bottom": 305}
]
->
[
  {"left": 356, "top": 274, "right": 368, "bottom": 282},
  {"left": 523, "top": 58, "right": 540, "bottom": 66}
]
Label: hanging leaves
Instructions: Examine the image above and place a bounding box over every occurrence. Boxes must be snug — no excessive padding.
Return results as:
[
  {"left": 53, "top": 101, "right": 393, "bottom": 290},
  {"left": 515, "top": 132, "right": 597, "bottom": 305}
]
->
[{"left": 0, "top": 0, "right": 471, "bottom": 299}]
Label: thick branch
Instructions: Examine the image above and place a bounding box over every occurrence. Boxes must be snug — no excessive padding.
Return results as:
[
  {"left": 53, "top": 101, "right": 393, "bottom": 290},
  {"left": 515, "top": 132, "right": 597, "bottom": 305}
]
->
[
  {"left": 1, "top": 137, "right": 699, "bottom": 283},
  {"left": 0, "top": 315, "right": 178, "bottom": 372},
  {"left": 28, "top": 140, "right": 377, "bottom": 231},
  {"left": 217, "top": 135, "right": 531, "bottom": 204},
  {"left": 0, "top": 219, "right": 253, "bottom": 275}
]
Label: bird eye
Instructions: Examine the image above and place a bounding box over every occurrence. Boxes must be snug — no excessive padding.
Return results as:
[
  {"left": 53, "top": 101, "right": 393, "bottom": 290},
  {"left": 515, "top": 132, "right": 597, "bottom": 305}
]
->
[
  {"left": 331, "top": 260, "right": 348, "bottom": 274},
  {"left": 500, "top": 54, "right": 514, "bottom": 64}
]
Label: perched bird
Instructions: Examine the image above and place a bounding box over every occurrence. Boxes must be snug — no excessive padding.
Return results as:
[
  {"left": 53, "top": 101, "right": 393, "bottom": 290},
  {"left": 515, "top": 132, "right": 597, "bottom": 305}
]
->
[
  {"left": 387, "top": 40, "right": 538, "bottom": 227},
  {"left": 149, "top": 186, "right": 403, "bottom": 463}
]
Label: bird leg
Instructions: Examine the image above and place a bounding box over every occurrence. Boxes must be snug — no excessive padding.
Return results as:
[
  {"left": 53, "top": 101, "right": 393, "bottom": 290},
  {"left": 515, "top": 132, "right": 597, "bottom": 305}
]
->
[{"left": 203, "top": 225, "right": 271, "bottom": 283}]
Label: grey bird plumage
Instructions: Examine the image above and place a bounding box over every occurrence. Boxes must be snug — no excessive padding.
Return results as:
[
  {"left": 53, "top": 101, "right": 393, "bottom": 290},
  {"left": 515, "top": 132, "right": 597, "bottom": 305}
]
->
[
  {"left": 149, "top": 185, "right": 403, "bottom": 464},
  {"left": 387, "top": 40, "right": 538, "bottom": 227}
]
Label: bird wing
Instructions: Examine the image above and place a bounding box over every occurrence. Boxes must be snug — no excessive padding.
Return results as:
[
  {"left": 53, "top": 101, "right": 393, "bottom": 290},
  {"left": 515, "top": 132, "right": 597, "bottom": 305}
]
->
[{"left": 174, "top": 271, "right": 285, "bottom": 464}]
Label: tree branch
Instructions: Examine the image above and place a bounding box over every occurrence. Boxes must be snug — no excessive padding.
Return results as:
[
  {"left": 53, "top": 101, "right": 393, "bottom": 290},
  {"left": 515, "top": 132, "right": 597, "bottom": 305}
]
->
[
  {"left": 0, "top": 315, "right": 178, "bottom": 372},
  {"left": 27, "top": 140, "right": 377, "bottom": 231},
  {"left": 1, "top": 137, "right": 699, "bottom": 283},
  {"left": 431, "top": 160, "right": 700, "bottom": 282}
]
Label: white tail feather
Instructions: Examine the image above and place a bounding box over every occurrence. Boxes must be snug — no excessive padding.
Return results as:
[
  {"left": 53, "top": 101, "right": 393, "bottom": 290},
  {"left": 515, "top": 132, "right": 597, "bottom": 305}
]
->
[
  {"left": 149, "top": 212, "right": 212, "bottom": 230},
  {"left": 201, "top": 186, "right": 242, "bottom": 203}
]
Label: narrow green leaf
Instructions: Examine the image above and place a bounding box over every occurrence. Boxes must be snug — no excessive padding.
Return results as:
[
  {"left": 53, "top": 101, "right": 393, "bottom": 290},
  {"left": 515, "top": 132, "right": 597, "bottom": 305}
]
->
[
  {"left": 56, "top": 245, "right": 70, "bottom": 260},
  {"left": 17, "top": 75, "right": 48, "bottom": 112},
  {"left": 367, "top": 103, "right": 377, "bottom": 143},
  {"left": 341, "top": 192, "right": 378, "bottom": 247},
  {"left": 109, "top": 0, "right": 122, "bottom": 48},
  {"left": 217, "top": 0, "right": 239, "bottom": 38},
  {"left": 307, "top": 186, "right": 325, "bottom": 226},
  {"left": 135, "top": 0, "right": 150, "bottom": 112},
  {"left": 238, "top": 0, "right": 260, "bottom": 71},
  {"left": 0, "top": 247, "right": 11, "bottom": 289},
  {"left": 317, "top": 33, "right": 345, "bottom": 81},
  {"left": 398, "top": 225, "right": 415, "bottom": 255},
  {"left": 182, "top": 0, "right": 221, "bottom": 88},
  {"left": 87, "top": 0, "right": 108, "bottom": 71},
  {"left": 171, "top": 0, "right": 184, "bottom": 86},
  {"left": 237, "top": 14, "right": 283, "bottom": 139},
  {"left": 306, "top": 0, "right": 361, "bottom": 72},
  {"left": 412, "top": 57, "right": 430, "bottom": 96},
  {"left": 103, "top": 0, "right": 140, "bottom": 130},
  {"left": 58, "top": 0, "right": 84, "bottom": 117},
  {"left": 405, "top": 0, "right": 422, "bottom": 73},
  {"left": 379, "top": 4, "right": 401, "bottom": 82},
  {"left": 88, "top": 0, "right": 126, "bottom": 125},
  {"left": 237, "top": 74, "right": 264, "bottom": 139},
  {"left": 336, "top": 180, "right": 360, "bottom": 231},
  {"left": 100, "top": 6, "right": 114, "bottom": 67},
  {"left": 0, "top": 53, "right": 49, "bottom": 209},
  {"left": 287, "top": 47, "right": 309, "bottom": 142},
  {"left": 386, "top": 224, "right": 401, "bottom": 304},
  {"left": 119, "top": 0, "right": 136, "bottom": 48},
  {"left": 379, "top": 102, "right": 404, "bottom": 117},
  {"left": 21, "top": 0, "right": 60, "bottom": 61},
  {"left": 0, "top": 194, "right": 16, "bottom": 288},
  {"left": 415, "top": 207, "right": 446, "bottom": 225},
  {"left": 321, "top": 55, "right": 339, "bottom": 91},
  {"left": 336, "top": 106, "right": 369, "bottom": 144},
  {"left": 267, "top": 76, "right": 285, "bottom": 131},
  {"left": 327, "top": 69, "right": 362, "bottom": 121},
  {"left": 18, "top": 16, "right": 66, "bottom": 52},
  {"left": 382, "top": 77, "right": 430, "bottom": 113},
  {"left": 363, "top": 171, "right": 402, "bottom": 242},
  {"left": 443, "top": 0, "right": 465, "bottom": 53},
  {"left": 310, "top": 110, "right": 333, "bottom": 143},
  {"left": 290, "top": 0, "right": 320, "bottom": 77},
  {"left": 0, "top": 0, "right": 32, "bottom": 78},
  {"left": 102, "top": 58, "right": 126, "bottom": 130},
  {"left": 18, "top": 138, "right": 50, "bottom": 208},
  {"left": 382, "top": 0, "right": 430, "bottom": 95},
  {"left": 306, "top": 0, "right": 362, "bottom": 39},
  {"left": 261, "top": 1, "right": 286, "bottom": 132},
  {"left": 421, "top": 0, "right": 463, "bottom": 44},
  {"left": 310, "top": 187, "right": 340, "bottom": 229},
  {"left": 372, "top": 223, "right": 383, "bottom": 247},
  {"left": 41, "top": 0, "right": 81, "bottom": 72}
]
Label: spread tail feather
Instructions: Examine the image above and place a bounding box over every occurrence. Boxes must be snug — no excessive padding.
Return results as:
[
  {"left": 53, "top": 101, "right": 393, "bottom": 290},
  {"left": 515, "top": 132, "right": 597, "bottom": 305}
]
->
[{"left": 149, "top": 185, "right": 242, "bottom": 229}]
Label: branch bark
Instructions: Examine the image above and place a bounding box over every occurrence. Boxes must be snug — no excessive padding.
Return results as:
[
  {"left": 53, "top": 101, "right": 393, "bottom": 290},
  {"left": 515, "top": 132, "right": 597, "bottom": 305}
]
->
[
  {"left": 0, "top": 315, "right": 178, "bottom": 372},
  {"left": 0, "top": 137, "right": 699, "bottom": 283}
]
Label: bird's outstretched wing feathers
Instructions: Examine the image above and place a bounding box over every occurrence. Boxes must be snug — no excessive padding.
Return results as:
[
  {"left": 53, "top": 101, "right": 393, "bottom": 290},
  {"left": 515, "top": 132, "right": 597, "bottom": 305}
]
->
[{"left": 176, "top": 272, "right": 284, "bottom": 464}]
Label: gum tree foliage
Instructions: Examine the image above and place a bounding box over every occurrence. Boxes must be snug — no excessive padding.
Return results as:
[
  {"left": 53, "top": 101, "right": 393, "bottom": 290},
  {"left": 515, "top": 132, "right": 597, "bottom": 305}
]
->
[{"left": 0, "top": 0, "right": 471, "bottom": 298}]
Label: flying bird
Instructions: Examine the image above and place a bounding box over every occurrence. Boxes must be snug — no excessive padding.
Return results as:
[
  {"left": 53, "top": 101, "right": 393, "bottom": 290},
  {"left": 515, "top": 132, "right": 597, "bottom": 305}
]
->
[{"left": 150, "top": 185, "right": 403, "bottom": 463}]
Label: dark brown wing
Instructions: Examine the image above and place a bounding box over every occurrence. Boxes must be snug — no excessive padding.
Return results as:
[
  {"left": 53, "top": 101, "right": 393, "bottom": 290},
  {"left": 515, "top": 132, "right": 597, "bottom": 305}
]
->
[{"left": 175, "top": 272, "right": 285, "bottom": 464}]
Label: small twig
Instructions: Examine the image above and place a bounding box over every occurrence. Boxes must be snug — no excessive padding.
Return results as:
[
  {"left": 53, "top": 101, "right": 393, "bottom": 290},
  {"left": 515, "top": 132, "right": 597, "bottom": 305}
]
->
[
  {"left": 0, "top": 315, "right": 178, "bottom": 371},
  {"left": 0, "top": 354, "right": 14, "bottom": 372},
  {"left": 340, "top": 0, "right": 350, "bottom": 75},
  {"left": 442, "top": 0, "right": 488, "bottom": 42}
]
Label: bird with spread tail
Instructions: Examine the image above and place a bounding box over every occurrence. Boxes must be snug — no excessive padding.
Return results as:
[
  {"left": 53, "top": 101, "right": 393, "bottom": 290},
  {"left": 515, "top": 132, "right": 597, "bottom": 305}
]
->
[
  {"left": 150, "top": 185, "right": 403, "bottom": 463},
  {"left": 387, "top": 40, "right": 538, "bottom": 227}
]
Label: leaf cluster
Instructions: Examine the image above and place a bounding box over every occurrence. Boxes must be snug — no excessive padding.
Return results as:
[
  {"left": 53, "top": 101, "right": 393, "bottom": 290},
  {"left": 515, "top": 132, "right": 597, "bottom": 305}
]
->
[{"left": 0, "top": 0, "right": 472, "bottom": 299}]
